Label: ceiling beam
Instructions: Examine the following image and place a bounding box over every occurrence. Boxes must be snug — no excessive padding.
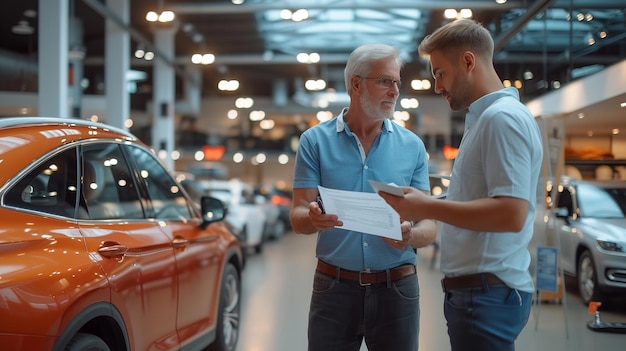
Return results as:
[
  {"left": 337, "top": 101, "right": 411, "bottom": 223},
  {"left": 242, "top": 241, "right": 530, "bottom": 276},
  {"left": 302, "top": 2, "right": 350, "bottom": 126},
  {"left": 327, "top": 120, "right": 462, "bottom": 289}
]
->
[
  {"left": 169, "top": 1, "right": 524, "bottom": 14},
  {"left": 494, "top": 0, "right": 558, "bottom": 52}
]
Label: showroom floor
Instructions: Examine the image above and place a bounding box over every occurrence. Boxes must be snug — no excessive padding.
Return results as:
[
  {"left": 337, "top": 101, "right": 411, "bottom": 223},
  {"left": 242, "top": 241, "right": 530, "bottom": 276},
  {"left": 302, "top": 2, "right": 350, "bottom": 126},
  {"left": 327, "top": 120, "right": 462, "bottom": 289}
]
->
[{"left": 236, "top": 232, "right": 626, "bottom": 351}]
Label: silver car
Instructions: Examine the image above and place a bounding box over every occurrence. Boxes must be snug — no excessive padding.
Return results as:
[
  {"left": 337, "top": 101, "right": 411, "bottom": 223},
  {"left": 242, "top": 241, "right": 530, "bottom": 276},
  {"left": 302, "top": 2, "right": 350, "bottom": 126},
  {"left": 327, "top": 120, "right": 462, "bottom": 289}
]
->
[{"left": 532, "top": 177, "right": 626, "bottom": 305}]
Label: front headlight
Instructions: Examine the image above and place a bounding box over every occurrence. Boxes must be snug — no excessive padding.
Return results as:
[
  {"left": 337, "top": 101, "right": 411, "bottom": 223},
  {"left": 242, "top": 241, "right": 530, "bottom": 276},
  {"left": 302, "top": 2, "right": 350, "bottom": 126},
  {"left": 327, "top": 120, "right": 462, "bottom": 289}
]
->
[{"left": 597, "top": 240, "right": 625, "bottom": 252}]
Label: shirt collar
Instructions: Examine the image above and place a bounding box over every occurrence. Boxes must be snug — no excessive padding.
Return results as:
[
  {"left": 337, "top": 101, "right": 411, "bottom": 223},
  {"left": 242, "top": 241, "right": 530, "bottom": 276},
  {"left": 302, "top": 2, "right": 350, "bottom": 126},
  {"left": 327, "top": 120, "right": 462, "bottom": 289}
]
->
[
  {"left": 465, "top": 87, "right": 520, "bottom": 132},
  {"left": 336, "top": 107, "right": 395, "bottom": 134}
]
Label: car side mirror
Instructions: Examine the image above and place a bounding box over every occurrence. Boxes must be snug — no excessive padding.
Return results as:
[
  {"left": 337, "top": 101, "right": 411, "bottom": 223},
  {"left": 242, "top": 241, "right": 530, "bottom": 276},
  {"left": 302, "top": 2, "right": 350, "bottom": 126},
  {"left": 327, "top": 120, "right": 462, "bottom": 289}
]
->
[
  {"left": 555, "top": 207, "right": 569, "bottom": 219},
  {"left": 200, "top": 196, "right": 227, "bottom": 228}
]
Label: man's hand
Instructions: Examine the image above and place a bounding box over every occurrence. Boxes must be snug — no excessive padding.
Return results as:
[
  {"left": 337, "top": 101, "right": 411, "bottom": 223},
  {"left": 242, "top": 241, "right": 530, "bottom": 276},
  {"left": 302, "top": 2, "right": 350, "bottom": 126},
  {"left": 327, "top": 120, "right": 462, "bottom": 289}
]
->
[
  {"left": 378, "top": 186, "right": 432, "bottom": 223},
  {"left": 383, "top": 221, "right": 412, "bottom": 249},
  {"left": 307, "top": 200, "right": 343, "bottom": 230}
]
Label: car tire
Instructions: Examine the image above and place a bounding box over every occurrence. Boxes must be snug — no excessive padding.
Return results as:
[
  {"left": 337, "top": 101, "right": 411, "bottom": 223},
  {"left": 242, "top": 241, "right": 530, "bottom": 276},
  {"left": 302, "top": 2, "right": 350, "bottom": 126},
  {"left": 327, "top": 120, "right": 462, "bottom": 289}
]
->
[
  {"left": 577, "top": 250, "right": 600, "bottom": 305},
  {"left": 208, "top": 263, "right": 240, "bottom": 351},
  {"left": 64, "top": 333, "right": 111, "bottom": 351}
]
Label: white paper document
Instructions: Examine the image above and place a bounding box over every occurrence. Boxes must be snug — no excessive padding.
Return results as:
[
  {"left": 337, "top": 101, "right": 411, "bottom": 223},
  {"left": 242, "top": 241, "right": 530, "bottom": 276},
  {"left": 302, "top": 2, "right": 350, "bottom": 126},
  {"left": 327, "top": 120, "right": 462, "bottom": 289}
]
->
[
  {"left": 367, "top": 179, "right": 404, "bottom": 197},
  {"left": 317, "top": 185, "right": 402, "bottom": 240}
]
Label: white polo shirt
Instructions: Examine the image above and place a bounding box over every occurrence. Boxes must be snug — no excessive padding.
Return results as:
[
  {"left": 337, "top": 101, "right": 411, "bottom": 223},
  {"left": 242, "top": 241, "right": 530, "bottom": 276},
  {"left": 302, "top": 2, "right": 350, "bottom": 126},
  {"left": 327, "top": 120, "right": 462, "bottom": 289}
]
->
[{"left": 439, "top": 87, "right": 543, "bottom": 293}]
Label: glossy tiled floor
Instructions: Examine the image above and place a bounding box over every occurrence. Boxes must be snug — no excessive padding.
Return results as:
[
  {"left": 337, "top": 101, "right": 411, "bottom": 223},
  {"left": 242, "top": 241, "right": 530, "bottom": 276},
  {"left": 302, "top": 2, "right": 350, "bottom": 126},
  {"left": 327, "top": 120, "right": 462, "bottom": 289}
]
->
[{"left": 237, "top": 232, "right": 626, "bottom": 351}]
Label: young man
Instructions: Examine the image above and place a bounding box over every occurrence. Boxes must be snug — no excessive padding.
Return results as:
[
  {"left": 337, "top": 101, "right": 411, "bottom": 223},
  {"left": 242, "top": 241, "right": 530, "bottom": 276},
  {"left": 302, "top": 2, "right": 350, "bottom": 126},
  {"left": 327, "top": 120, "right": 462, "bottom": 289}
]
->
[
  {"left": 379, "top": 19, "right": 543, "bottom": 351},
  {"left": 290, "top": 43, "right": 437, "bottom": 351}
]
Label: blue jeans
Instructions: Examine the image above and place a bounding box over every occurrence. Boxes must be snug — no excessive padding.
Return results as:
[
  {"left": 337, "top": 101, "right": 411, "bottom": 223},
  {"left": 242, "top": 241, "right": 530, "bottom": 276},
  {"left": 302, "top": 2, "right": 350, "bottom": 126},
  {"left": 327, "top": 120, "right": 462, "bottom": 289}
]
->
[
  {"left": 444, "top": 283, "right": 532, "bottom": 351},
  {"left": 308, "top": 270, "right": 420, "bottom": 351}
]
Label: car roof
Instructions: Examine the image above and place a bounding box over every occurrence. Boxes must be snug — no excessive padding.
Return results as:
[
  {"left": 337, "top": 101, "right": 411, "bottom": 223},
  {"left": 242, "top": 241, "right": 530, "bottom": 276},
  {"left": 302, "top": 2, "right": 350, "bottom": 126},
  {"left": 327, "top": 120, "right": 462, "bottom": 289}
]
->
[
  {"left": 0, "top": 117, "right": 141, "bottom": 187},
  {"left": 0, "top": 117, "right": 136, "bottom": 139},
  {"left": 561, "top": 176, "right": 626, "bottom": 189}
]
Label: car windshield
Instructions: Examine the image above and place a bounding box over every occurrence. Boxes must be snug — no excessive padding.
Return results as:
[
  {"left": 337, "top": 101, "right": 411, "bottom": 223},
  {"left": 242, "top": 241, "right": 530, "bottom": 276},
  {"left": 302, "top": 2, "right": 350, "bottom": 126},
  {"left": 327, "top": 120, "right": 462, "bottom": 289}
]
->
[{"left": 577, "top": 183, "right": 626, "bottom": 218}]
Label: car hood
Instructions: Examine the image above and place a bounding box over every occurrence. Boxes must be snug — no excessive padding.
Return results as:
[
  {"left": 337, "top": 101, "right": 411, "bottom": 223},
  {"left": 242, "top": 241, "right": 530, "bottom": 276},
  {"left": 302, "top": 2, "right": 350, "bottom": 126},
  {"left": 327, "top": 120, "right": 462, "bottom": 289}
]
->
[{"left": 578, "top": 218, "right": 626, "bottom": 242}]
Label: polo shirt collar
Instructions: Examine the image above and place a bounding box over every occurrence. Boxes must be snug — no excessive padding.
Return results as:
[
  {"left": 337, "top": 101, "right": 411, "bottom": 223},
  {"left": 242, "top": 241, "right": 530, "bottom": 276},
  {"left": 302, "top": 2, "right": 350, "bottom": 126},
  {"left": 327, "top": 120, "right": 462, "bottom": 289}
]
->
[
  {"left": 336, "top": 107, "right": 395, "bottom": 134},
  {"left": 465, "top": 87, "right": 519, "bottom": 133}
]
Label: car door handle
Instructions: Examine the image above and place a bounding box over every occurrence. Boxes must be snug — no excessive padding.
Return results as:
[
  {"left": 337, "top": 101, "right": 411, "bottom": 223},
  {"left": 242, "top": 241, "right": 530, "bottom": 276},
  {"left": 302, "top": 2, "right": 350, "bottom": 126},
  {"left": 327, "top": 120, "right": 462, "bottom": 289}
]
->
[
  {"left": 98, "top": 242, "right": 128, "bottom": 258},
  {"left": 172, "top": 236, "right": 217, "bottom": 248},
  {"left": 172, "top": 237, "right": 190, "bottom": 248}
]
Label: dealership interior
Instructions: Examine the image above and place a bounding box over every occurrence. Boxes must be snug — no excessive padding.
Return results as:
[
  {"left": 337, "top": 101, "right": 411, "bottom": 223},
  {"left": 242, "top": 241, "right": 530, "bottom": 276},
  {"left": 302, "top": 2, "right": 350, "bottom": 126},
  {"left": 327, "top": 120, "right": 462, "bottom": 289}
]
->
[{"left": 1, "top": 0, "right": 626, "bottom": 350}]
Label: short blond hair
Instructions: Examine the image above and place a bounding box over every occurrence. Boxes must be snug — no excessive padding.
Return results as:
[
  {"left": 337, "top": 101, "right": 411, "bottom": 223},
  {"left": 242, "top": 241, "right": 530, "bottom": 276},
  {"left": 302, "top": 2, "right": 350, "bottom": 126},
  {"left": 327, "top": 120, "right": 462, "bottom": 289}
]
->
[{"left": 418, "top": 19, "right": 494, "bottom": 62}]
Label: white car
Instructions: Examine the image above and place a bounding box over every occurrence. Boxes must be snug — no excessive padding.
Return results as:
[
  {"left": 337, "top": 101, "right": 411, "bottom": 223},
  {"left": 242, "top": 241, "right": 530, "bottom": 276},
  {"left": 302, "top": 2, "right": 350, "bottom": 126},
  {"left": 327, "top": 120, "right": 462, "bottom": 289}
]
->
[
  {"left": 531, "top": 176, "right": 626, "bottom": 305},
  {"left": 200, "top": 179, "right": 267, "bottom": 254}
]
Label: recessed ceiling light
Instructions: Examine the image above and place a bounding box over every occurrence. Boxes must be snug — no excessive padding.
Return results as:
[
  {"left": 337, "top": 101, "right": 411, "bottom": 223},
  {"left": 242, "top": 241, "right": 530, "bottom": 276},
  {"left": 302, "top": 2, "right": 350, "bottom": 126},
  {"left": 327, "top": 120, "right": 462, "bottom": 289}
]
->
[{"left": 620, "top": 102, "right": 626, "bottom": 108}]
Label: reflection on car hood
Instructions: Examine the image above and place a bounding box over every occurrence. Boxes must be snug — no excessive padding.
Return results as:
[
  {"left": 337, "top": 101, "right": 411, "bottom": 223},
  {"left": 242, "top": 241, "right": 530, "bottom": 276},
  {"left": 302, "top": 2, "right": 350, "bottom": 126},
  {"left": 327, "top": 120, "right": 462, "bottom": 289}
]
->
[{"left": 579, "top": 218, "right": 626, "bottom": 242}]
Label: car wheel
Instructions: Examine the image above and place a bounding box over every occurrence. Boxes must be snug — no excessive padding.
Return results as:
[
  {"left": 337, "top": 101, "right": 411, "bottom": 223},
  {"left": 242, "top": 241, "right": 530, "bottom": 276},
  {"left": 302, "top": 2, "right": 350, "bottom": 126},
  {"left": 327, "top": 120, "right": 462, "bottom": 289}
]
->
[
  {"left": 577, "top": 250, "right": 600, "bottom": 305},
  {"left": 208, "top": 263, "right": 240, "bottom": 351},
  {"left": 64, "top": 333, "right": 111, "bottom": 351},
  {"left": 254, "top": 242, "right": 263, "bottom": 254}
]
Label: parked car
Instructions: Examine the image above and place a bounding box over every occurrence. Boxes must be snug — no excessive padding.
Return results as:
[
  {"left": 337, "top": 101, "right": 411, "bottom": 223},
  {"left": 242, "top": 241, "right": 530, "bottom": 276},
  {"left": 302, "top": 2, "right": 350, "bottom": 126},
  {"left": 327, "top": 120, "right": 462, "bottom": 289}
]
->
[
  {"left": 0, "top": 117, "right": 243, "bottom": 351},
  {"left": 531, "top": 176, "right": 626, "bottom": 304},
  {"left": 254, "top": 187, "right": 287, "bottom": 240},
  {"left": 258, "top": 185, "right": 293, "bottom": 230},
  {"left": 199, "top": 178, "right": 267, "bottom": 254},
  {"left": 177, "top": 174, "right": 248, "bottom": 267}
]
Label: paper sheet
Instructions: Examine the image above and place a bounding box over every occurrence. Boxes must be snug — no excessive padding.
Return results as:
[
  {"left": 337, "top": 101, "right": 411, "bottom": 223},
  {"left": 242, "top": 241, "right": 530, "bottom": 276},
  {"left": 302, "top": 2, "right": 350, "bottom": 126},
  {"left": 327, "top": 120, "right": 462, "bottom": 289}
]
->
[
  {"left": 367, "top": 179, "right": 404, "bottom": 197},
  {"left": 317, "top": 185, "right": 401, "bottom": 240}
]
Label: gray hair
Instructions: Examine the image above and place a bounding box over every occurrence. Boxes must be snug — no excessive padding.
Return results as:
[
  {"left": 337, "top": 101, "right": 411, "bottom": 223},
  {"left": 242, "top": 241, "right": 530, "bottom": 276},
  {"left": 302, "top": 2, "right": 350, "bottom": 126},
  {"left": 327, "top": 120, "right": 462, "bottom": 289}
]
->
[{"left": 344, "top": 44, "right": 404, "bottom": 93}]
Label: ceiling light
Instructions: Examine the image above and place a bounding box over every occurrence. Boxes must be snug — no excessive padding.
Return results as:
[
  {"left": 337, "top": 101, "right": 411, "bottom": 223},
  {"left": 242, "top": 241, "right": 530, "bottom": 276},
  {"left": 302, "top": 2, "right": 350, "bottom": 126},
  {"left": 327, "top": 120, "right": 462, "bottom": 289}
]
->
[
  {"left": 523, "top": 69, "right": 533, "bottom": 80},
  {"left": 11, "top": 20, "right": 34, "bottom": 35},
  {"left": 620, "top": 102, "right": 626, "bottom": 108},
  {"left": 297, "top": 52, "right": 320, "bottom": 64},
  {"left": 146, "top": 11, "right": 159, "bottom": 22},
  {"left": 218, "top": 79, "right": 239, "bottom": 91},
  {"left": 249, "top": 110, "right": 266, "bottom": 121},
  {"left": 191, "top": 53, "right": 215, "bottom": 65},
  {"left": 443, "top": 9, "right": 457, "bottom": 19},
  {"left": 305, "top": 79, "right": 326, "bottom": 91},
  {"left": 411, "top": 79, "right": 431, "bottom": 90},
  {"left": 134, "top": 46, "right": 145, "bottom": 59},
  {"left": 459, "top": 9, "right": 473, "bottom": 19}
]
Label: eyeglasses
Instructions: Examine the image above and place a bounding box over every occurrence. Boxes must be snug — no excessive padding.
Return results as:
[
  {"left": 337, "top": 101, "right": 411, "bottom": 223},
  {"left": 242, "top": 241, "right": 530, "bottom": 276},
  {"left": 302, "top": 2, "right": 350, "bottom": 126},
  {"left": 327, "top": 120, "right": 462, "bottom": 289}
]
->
[{"left": 357, "top": 76, "right": 402, "bottom": 89}]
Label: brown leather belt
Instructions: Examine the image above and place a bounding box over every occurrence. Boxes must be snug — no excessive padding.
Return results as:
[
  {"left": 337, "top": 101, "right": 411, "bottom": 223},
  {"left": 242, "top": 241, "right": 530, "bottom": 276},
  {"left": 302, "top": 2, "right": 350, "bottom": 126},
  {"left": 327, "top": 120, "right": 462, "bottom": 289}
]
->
[
  {"left": 441, "top": 273, "right": 505, "bottom": 293},
  {"left": 316, "top": 259, "right": 416, "bottom": 286}
]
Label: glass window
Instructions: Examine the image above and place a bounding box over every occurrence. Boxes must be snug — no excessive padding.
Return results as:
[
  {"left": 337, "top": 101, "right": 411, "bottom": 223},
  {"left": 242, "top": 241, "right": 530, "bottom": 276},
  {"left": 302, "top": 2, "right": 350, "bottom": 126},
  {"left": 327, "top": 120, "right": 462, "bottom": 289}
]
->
[
  {"left": 577, "top": 183, "right": 625, "bottom": 218},
  {"left": 126, "top": 146, "right": 194, "bottom": 221},
  {"left": 81, "top": 144, "right": 144, "bottom": 220},
  {"left": 5, "top": 148, "right": 79, "bottom": 218}
]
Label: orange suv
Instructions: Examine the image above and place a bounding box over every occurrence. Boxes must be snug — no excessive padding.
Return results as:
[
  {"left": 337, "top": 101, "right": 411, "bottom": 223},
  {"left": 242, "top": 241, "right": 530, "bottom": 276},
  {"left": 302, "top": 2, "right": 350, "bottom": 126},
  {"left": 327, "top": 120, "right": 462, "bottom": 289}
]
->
[{"left": 0, "top": 117, "right": 243, "bottom": 351}]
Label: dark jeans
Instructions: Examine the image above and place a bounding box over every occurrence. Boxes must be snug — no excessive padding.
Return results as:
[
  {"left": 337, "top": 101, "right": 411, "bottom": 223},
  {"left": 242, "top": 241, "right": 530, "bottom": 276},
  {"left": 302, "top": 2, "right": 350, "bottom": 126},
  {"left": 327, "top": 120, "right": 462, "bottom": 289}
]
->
[
  {"left": 308, "top": 270, "right": 420, "bottom": 351},
  {"left": 444, "top": 284, "right": 532, "bottom": 351}
]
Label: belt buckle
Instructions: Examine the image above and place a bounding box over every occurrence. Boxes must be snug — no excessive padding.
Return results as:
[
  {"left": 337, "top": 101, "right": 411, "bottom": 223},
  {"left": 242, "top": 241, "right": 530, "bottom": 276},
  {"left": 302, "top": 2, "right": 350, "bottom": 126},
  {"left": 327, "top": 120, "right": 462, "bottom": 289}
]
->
[{"left": 359, "top": 269, "right": 372, "bottom": 286}]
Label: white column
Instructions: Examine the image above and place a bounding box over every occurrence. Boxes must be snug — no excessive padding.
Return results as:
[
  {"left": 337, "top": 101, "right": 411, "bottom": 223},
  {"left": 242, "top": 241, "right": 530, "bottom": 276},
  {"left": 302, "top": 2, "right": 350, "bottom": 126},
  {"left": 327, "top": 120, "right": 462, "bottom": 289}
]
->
[
  {"left": 152, "top": 25, "right": 178, "bottom": 170},
  {"left": 105, "top": 0, "right": 130, "bottom": 129},
  {"left": 185, "top": 64, "right": 202, "bottom": 117},
  {"left": 38, "top": 0, "right": 69, "bottom": 118}
]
